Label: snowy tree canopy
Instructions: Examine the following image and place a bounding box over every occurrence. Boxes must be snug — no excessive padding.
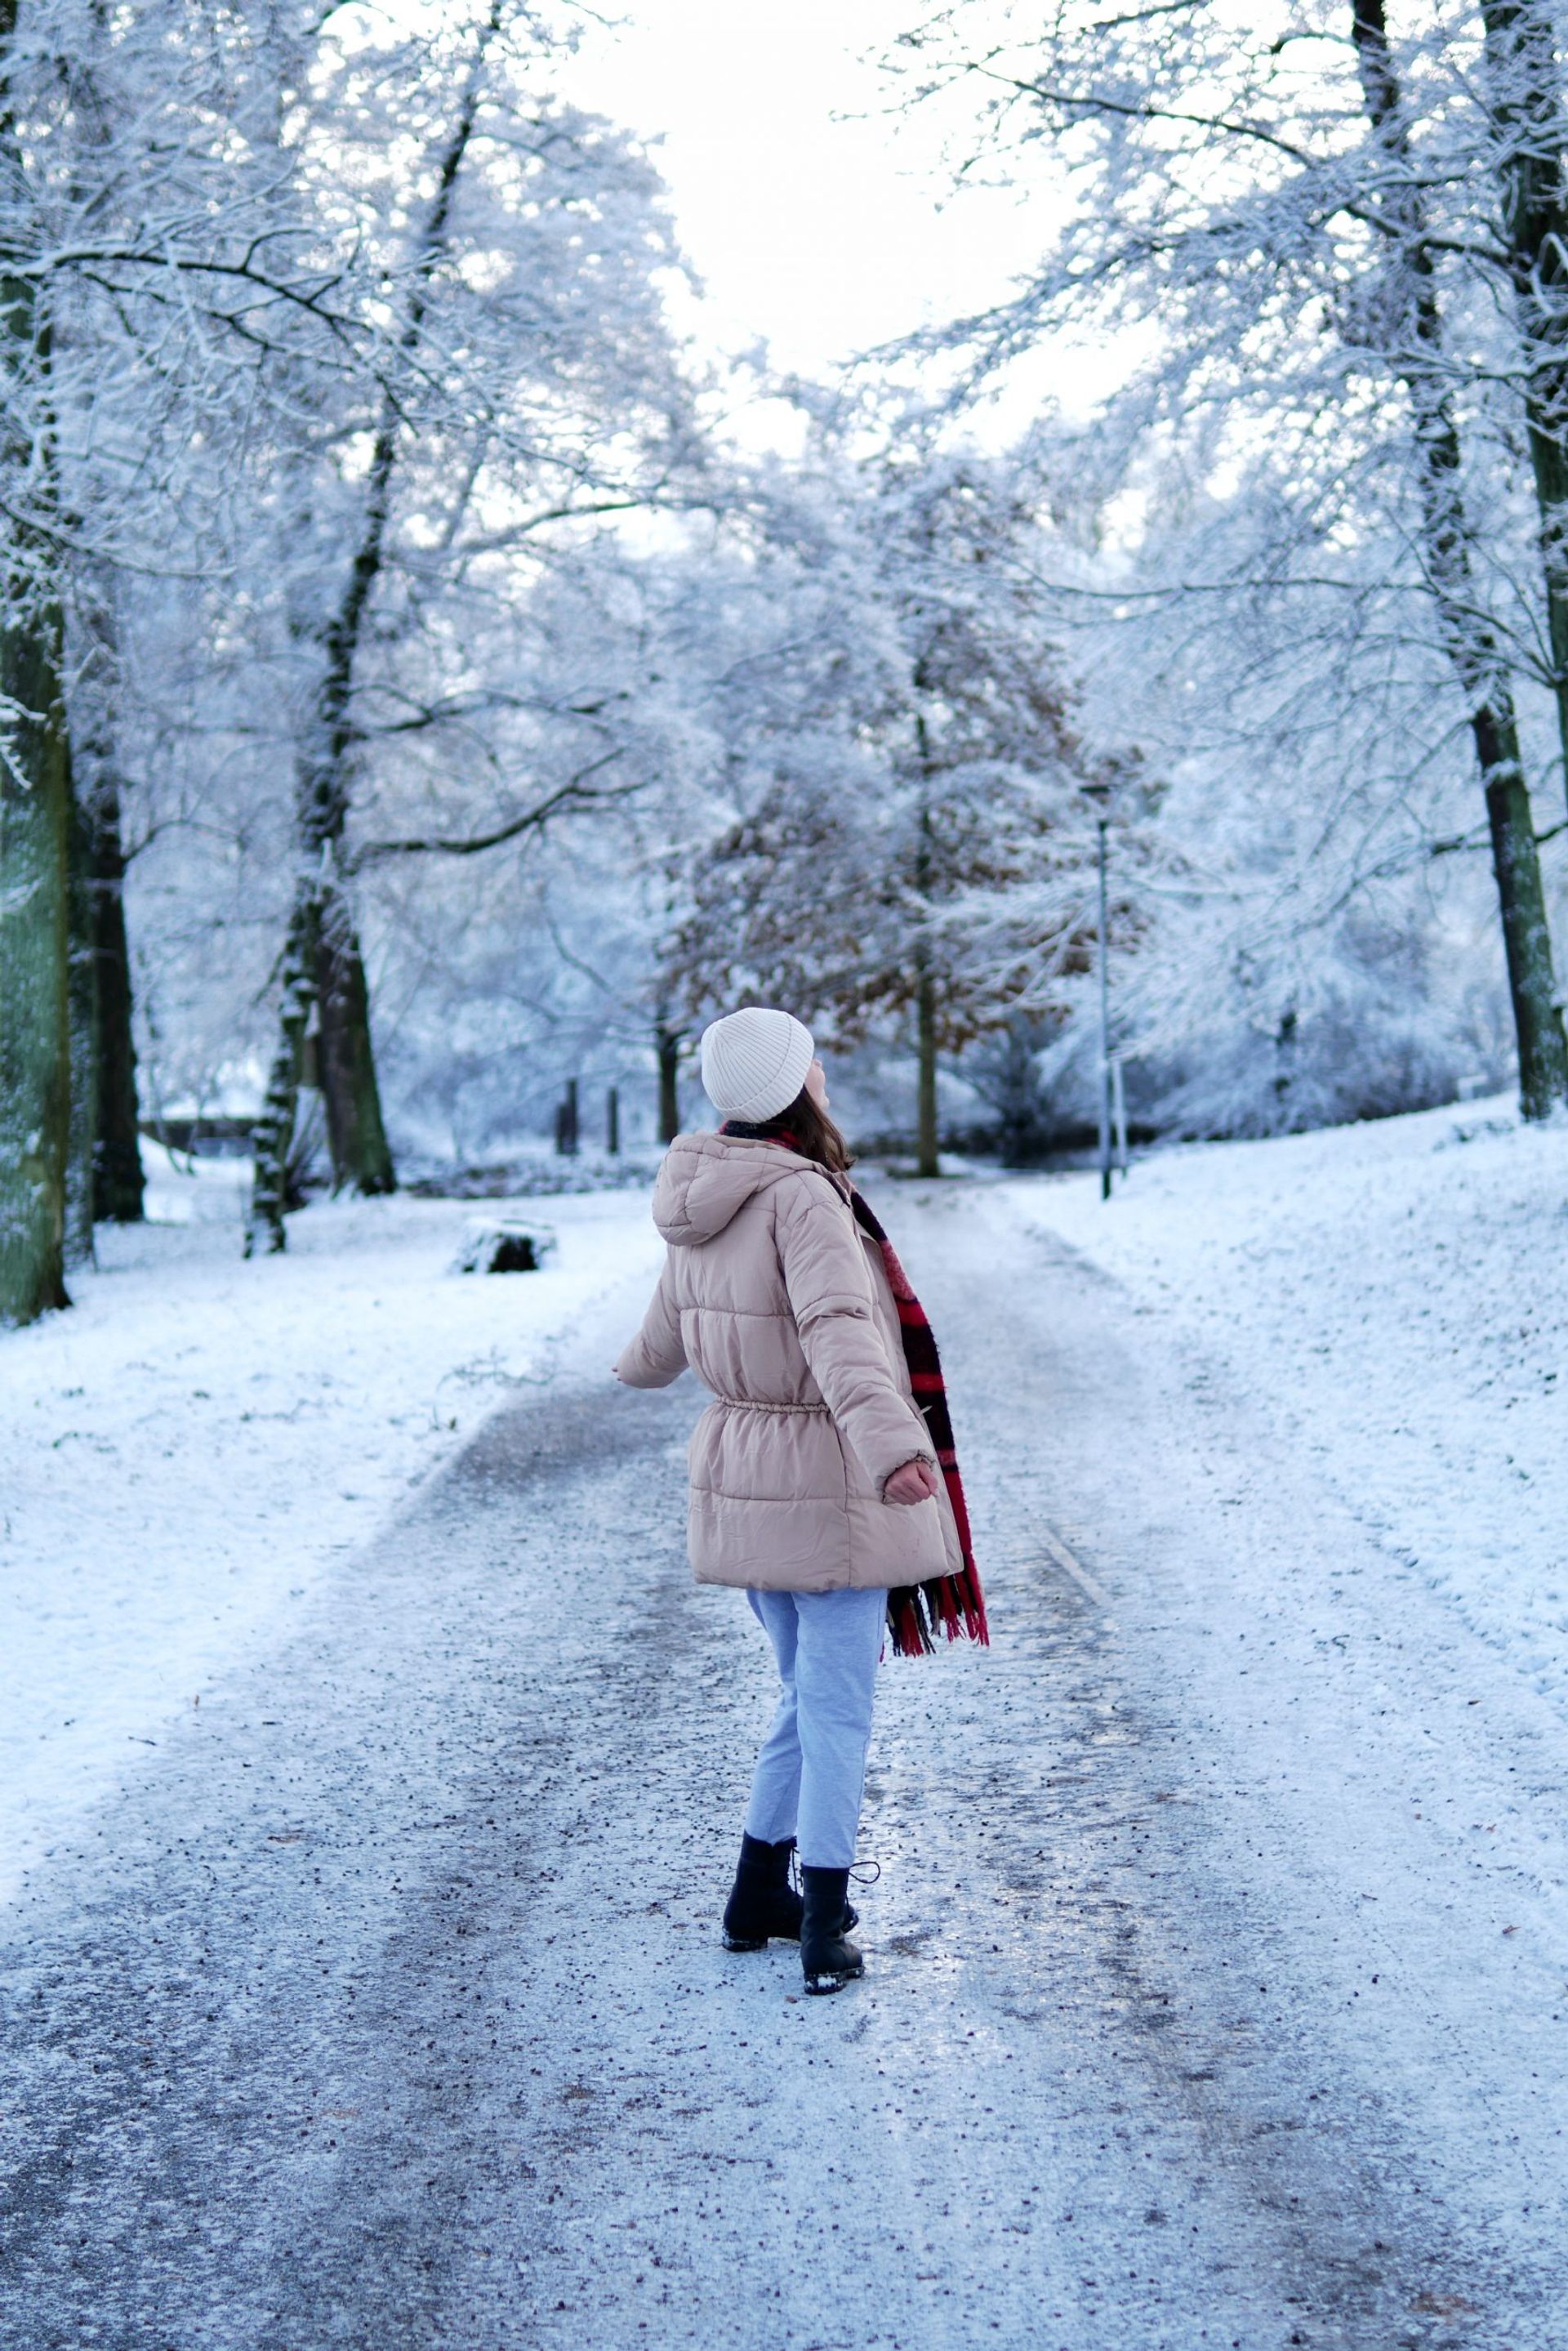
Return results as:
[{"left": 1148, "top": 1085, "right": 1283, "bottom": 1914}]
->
[{"left": 7, "top": 0, "right": 1568, "bottom": 1318}]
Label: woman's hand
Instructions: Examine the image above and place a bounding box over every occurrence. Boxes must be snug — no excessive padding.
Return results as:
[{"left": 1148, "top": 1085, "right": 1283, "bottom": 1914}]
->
[{"left": 884, "top": 1458, "right": 940, "bottom": 1506}]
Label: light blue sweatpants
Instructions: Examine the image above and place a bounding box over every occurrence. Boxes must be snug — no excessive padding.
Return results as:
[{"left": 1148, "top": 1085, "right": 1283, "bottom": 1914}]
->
[{"left": 742, "top": 1586, "right": 886, "bottom": 1869}]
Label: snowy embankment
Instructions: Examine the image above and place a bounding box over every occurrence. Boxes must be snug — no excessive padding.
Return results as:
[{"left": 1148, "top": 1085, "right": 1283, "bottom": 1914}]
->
[
  {"left": 1006, "top": 1093, "right": 1568, "bottom": 1706},
  {"left": 0, "top": 1148, "right": 661, "bottom": 1907}
]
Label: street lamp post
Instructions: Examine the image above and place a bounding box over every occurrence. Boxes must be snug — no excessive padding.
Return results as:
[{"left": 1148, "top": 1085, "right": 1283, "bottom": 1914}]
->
[{"left": 1082, "top": 780, "right": 1113, "bottom": 1201}]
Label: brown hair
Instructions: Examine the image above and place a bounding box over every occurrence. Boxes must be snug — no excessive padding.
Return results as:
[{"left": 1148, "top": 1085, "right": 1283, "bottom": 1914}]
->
[{"left": 726, "top": 1087, "right": 855, "bottom": 1175}]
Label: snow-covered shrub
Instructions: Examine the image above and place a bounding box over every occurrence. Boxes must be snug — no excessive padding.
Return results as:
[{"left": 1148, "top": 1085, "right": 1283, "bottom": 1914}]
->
[
  {"left": 959, "top": 1016, "right": 1064, "bottom": 1162},
  {"left": 1134, "top": 910, "right": 1512, "bottom": 1140},
  {"left": 452, "top": 1220, "right": 559, "bottom": 1276}
]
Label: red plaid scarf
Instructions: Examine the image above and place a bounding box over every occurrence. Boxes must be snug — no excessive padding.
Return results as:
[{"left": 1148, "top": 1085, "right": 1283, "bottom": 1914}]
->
[{"left": 845, "top": 1186, "right": 990, "bottom": 1660}]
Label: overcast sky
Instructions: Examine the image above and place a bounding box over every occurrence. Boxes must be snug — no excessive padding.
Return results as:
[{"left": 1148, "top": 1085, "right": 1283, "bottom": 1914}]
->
[{"left": 559, "top": 0, "right": 1049, "bottom": 386}]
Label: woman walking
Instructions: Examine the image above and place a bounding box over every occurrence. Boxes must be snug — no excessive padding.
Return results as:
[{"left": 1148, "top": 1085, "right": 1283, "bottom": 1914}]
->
[{"left": 613, "top": 1006, "right": 987, "bottom": 1995}]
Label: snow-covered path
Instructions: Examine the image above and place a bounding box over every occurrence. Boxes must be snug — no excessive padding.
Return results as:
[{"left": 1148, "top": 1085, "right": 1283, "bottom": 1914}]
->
[{"left": 3, "top": 1181, "right": 1564, "bottom": 2349}]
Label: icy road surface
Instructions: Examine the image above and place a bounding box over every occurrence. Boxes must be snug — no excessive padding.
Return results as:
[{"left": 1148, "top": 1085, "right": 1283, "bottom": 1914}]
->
[{"left": 2, "top": 1181, "right": 1564, "bottom": 2349}]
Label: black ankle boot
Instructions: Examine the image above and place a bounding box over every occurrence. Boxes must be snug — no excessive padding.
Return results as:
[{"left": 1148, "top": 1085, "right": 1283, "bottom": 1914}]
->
[
  {"left": 722, "top": 1835, "right": 803, "bottom": 1950},
  {"left": 722, "top": 1837, "right": 859, "bottom": 1953},
  {"left": 800, "top": 1864, "right": 864, "bottom": 1994}
]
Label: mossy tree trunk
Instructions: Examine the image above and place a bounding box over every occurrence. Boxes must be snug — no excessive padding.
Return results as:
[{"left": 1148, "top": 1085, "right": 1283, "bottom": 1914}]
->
[
  {"left": 0, "top": 618, "right": 74, "bottom": 1322},
  {"left": 0, "top": 4, "right": 74, "bottom": 1321}
]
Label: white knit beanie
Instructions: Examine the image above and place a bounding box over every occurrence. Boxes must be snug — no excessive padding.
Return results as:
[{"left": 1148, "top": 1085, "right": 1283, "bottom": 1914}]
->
[{"left": 700, "top": 1006, "right": 815, "bottom": 1122}]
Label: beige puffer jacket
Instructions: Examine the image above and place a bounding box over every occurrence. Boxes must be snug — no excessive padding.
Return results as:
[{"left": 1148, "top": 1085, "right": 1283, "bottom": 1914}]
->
[{"left": 613, "top": 1131, "right": 963, "bottom": 1594}]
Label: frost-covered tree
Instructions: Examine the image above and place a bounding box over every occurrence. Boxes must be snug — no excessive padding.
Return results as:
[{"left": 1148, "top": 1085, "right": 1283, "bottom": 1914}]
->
[
  {"left": 0, "top": 0, "right": 411, "bottom": 1309},
  {"left": 341, "top": 522, "right": 778, "bottom": 1161},
  {"left": 666, "top": 437, "right": 1119, "bottom": 1173},
  {"left": 0, "top": 0, "right": 705, "bottom": 1289},
  {"left": 220, "top": 4, "right": 699, "bottom": 1249},
  {"left": 888, "top": 0, "right": 1568, "bottom": 1119}
]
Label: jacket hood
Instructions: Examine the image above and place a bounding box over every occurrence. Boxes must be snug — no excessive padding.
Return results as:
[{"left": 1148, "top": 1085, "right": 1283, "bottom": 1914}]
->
[{"left": 653, "top": 1129, "right": 819, "bottom": 1246}]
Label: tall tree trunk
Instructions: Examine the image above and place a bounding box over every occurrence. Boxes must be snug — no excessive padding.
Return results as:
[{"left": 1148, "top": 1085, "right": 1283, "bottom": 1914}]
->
[
  {"left": 657, "top": 1022, "right": 682, "bottom": 1143},
  {"left": 53, "top": 43, "right": 146, "bottom": 1229},
  {"left": 1479, "top": 713, "right": 1568, "bottom": 1118},
  {"left": 64, "top": 790, "right": 96, "bottom": 1268},
  {"left": 0, "top": 619, "right": 73, "bottom": 1321},
  {"left": 911, "top": 716, "right": 942, "bottom": 1176},
  {"left": 314, "top": 881, "right": 392, "bottom": 1192},
  {"left": 1352, "top": 0, "right": 1568, "bottom": 1115},
  {"left": 0, "top": 7, "right": 72, "bottom": 1321},
  {"left": 246, "top": 895, "right": 318, "bottom": 1256},
  {"left": 295, "top": 746, "right": 392, "bottom": 1198},
  {"left": 1477, "top": 0, "right": 1568, "bottom": 805},
  {"left": 70, "top": 585, "right": 145, "bottom": 1221},
  {"left": 87, "top": 774, "right": 144, "bottom": 1221},
  {"left": 915, "top": 961, "right": 940, "bottom": 1177}
]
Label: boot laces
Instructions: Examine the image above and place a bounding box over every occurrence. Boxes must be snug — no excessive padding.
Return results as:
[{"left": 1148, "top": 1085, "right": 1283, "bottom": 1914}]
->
[{"left": 787, "top": 1855, "right": 881, "bottom": 1892}]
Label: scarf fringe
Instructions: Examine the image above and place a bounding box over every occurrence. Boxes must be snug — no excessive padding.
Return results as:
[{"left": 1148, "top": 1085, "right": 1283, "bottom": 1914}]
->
[{"left": 886, "top": 1567, "right": 990, "bottom": 1660}]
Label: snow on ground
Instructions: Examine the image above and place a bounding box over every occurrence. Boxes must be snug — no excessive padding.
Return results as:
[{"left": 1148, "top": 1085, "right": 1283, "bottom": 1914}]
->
[
  {"left": 10, "top": 1091, "right": 1566, "bottom": 1935},
  {"left": 13, "top": 1118, "right": 1568, "bottom": 2343},
  {"left": 9, "top": 1102, "right": 1568, "bottom": 2340},
  {"left": 1003, "top": 1093, "right": 1568, "bottom": 1709},
  {"left": 0, "top": 1148, "right": 661, "bottom": 1907}
]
